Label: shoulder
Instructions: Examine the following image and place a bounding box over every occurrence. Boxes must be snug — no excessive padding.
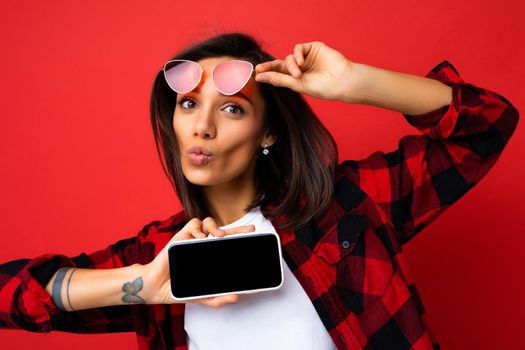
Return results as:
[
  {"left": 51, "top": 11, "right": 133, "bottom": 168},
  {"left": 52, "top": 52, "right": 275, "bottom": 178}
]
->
[
  {"left": 333, "top": 161, "right": 369, "bottom": 213},
  {"left": 152, "top": 209, "right": 188, "bottom": 233},
  {"left": 135, "top": 209, "right": 188, "bottom": 242}
]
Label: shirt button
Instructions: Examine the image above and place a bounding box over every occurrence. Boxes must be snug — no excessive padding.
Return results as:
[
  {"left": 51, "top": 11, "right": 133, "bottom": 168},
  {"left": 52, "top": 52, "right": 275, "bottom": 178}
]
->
[{"left": 341, "top": 240, "right": 350, "bottom": 249}]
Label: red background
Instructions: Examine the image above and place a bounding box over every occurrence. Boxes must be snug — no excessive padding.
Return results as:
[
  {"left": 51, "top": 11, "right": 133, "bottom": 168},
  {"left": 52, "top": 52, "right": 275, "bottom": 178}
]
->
[{"left": 1, "top": 0, "right": 523, "bottom": 349}]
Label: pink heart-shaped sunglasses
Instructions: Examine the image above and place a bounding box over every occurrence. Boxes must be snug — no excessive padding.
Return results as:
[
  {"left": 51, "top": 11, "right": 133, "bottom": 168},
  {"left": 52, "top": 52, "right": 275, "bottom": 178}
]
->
[{"left": 162, "top": 59, "right": 257, "bottom": 96}]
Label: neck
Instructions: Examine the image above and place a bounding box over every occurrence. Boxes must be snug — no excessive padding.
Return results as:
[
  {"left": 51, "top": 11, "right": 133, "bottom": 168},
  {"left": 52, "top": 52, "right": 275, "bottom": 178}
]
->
[{"left": 201, "top": 163, "right": 257, "bottom": 227}]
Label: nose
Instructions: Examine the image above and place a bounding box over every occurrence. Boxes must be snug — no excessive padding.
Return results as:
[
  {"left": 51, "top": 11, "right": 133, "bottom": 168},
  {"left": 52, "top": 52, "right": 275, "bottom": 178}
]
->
[
  {"left": 193, "top": 105, "right": 216, "bottom": 139},
  {"left": 192, "top": 70, "right": 217, "bottom": 139}
]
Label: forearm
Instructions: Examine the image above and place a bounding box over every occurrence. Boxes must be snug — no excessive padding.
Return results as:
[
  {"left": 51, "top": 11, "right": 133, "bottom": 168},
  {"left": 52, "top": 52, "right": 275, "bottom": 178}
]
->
[
  {"left": 45, "top": 263, "right": 149, "bottom": 311},
  {"left": 338, "top": 62, "right": 453, "bottom": 116}
]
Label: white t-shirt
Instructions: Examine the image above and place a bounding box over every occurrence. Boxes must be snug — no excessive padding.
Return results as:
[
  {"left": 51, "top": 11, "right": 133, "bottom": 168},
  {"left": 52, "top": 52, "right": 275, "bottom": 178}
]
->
[{"left": 184, "top": 205, "right": 338, "bottom": 350}]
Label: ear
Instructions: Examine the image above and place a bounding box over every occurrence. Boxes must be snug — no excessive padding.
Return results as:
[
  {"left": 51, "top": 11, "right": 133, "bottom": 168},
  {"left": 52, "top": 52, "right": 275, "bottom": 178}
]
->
[{"left": 260, "top": 130, "right": 277, "bottom": 147}]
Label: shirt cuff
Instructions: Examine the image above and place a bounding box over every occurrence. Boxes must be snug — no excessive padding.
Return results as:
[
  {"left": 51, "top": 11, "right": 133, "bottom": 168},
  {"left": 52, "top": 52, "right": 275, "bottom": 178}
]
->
[
  {"left": 17, "top": 254, "right": 74, "bottom": 331},
  {"left": 402, "top": 60, "right": 465, "bottom": 139}
]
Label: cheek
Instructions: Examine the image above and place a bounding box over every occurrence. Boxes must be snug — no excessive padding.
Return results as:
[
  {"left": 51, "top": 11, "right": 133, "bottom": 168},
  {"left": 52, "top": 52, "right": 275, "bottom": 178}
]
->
[
  {"left": 172, "top": 115, "right": 182, "bottom": 134},
  {"left": 214, "top": 139, "right": 258, "bottom": 181},
  {"left": 219, "top": 122, "right": 261, "bottom": 157}
]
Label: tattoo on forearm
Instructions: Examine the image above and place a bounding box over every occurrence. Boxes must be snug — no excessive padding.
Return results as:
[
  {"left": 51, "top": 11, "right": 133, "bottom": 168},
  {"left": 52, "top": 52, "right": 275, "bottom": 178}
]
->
[
  {"left": 121, "top": 276, "right": 146, "bottom": 304},
  {"left": 51, "top": 267, "right": 70, "bottom": 311}
]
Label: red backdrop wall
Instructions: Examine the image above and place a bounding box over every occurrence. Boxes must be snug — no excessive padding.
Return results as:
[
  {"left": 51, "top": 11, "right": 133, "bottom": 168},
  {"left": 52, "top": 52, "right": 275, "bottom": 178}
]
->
[{"left": 1, "top": 0, "right": 523, "bottom": 349}]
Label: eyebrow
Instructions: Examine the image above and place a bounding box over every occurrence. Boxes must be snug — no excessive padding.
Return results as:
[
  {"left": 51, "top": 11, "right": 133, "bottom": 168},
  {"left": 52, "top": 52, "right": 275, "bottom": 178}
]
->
[{"left": 187, "top": 86, "right": 253, "bottom": 106}]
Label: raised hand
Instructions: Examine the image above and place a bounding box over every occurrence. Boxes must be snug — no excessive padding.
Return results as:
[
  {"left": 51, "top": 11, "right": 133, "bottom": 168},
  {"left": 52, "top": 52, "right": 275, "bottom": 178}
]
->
[{"left": 254, "top": 41, "right": 360, "bottom": 101}]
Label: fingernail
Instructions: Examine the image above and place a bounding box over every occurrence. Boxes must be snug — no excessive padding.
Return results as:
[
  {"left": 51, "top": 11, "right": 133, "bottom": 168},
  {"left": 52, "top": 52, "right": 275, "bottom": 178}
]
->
[{"left": 256, "top": 74, "right": 268, "bottom": 82}]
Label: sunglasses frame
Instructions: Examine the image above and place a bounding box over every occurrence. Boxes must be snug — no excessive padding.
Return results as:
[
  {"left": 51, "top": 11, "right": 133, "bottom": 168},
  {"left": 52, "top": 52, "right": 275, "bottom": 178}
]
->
[{"left": 162, "top": 59, "right": 257, "bottom": 96}]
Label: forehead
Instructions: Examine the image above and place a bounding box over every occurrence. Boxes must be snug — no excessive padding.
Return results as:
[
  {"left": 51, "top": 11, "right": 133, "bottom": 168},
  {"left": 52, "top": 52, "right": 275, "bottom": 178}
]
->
[{"left": 196, "top": 56, "right": 237, "bottom": 69}]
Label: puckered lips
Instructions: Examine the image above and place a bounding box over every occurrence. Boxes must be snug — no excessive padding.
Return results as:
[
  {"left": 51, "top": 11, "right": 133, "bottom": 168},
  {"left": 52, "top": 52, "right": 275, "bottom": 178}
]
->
[{"left": 187, "top": 146, "right": 213, "bottom": 165}]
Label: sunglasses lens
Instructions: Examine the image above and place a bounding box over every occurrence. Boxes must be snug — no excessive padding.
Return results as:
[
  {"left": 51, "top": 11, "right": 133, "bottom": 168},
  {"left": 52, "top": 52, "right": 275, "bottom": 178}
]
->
[
  {"left": 213, "top": 60, "right": 253, "bottom": 95},
  {"left": 164, "top": 60, "right": 201, "bottom": 94}
]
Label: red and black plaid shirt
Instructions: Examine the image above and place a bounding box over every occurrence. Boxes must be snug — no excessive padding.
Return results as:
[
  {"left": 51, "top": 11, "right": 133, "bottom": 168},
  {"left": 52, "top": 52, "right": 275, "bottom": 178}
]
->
[{"left": 0, "top": 60, "right": 519, "bottom": 349}]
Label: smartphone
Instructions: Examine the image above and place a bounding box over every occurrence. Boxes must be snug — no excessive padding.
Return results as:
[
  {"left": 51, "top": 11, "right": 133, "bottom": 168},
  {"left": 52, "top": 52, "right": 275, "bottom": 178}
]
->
[{"left": 167, "top": 232, "right": 284, "bottom": 301}]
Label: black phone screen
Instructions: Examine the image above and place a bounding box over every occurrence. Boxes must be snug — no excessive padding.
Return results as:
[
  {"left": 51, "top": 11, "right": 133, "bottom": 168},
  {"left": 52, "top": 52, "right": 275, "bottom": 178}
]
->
[{"left": 168, "top": 232, "right": 283, "bottom": 299}]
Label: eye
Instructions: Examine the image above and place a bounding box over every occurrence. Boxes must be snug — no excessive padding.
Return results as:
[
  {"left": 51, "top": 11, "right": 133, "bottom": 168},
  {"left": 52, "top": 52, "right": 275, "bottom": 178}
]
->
[
  {"left": 177, "top": 97, "right": 196, "bottom": 109},
  {"left": 223, "top": 103, "right": 245, "bottom": 115},
  {"left": 176, "top": 97, "right": 246, "bottom": 116}
]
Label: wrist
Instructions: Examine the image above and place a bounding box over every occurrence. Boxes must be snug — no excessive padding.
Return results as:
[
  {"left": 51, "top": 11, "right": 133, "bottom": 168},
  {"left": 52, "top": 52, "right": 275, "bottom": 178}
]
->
[
  {"left": 127, "top": 263, "right": 152, "bottom": 304},
  {"left": 334, "top": 61, "right": 369, "bottom": 104},
  {"left": 139, "top": 261, "right": 167, "bottom": 305}
]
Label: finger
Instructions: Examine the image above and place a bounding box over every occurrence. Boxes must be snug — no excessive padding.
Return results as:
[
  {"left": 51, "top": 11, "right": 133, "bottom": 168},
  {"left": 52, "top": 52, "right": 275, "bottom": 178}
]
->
[
  {"left": 170, "top": 218, "right": 202, "bottom": 241},
  {"left": 294, "top": 43, "right": 304, "bottom": 66},
  {"left": 191, "top": 294, "right": 238, "bottom": 308},
  {"left": 255, "top": 60, "right": 276, "bottom": 73},
  {"left": 191, "top": 231, "right": 207, "bottom": 239},
  {"left": 185, "top": 218, "right": 207, "bottom": 239},
  {"left": 295, "top": 42, "right": 315, "bottom": 67},
  {"left": 187, "top": 218, "right": 204, "bottom": 234},
  {"left": 206, "top": 294, "right": 239, "bottom": 308},
  {"left": 255, "top": 59, "right": 287, "bottom": 75},
  {"left": 285, "top": 54, "right": 302, "bottom": 78},
  {"left": 221, "top": 294, "right": 239, "bottom": 304},
  {"left": 222, "top": 224, "right": 256, "bottom": 235},
  {"left": 255, "top": 70, "right": 303, "bottom": 91},
  {"left": 201, "top": 216, "right": 226, "bottom": 237}
]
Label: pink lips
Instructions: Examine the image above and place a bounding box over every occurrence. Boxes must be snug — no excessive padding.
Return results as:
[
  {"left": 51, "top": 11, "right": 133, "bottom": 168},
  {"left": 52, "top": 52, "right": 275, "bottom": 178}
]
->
[{"left": 187, "top": 146, "right": 213, "bottom": 165}]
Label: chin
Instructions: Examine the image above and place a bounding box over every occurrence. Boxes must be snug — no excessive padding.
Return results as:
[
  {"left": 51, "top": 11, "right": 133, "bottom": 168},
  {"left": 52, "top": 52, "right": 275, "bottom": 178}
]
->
[
  {"left": 184, "top": 172, "right": 222, "bottom": 187},
  {"left": 180, "top": 161, "right": 214, "bottom": 185}
]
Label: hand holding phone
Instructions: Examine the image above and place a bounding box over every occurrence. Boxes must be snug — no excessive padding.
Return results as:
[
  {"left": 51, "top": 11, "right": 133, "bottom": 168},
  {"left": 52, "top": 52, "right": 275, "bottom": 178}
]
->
[
  {"left": 141, "top": 217, "right": 256, "bottom": 309},
  {"left": 168, "top": 231, "right": 283, "bottom": 301}
]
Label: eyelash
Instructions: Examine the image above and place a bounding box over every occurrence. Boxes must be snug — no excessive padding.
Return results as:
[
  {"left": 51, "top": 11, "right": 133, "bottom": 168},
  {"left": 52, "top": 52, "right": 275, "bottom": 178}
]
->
[{"left": 177, "top": 97, "right": 246, "bottom": 116}]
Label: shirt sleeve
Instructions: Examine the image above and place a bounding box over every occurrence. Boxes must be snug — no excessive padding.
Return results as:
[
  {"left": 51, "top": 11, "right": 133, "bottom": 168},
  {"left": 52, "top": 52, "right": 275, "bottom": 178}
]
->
[
  {"left": 0, "top": 218, "right": 165, "bottom": 333},
  {"left": 337, "top": 60, "right": 520, "bottom": 245}
]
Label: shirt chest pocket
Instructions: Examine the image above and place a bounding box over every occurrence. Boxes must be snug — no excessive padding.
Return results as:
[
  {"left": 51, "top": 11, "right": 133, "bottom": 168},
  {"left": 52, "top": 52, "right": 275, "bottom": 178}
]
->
[
  {"left": 313, "top": 211, "right": 369, "bottom": 263},
  {"left": 312, "top": 211, "right": 396, "bottom": 314}
]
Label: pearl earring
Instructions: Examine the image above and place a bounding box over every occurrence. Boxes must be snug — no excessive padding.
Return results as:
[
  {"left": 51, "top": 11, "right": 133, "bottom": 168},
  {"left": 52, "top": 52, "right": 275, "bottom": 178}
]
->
[{"left": 262, "top": 143, "right": 269, "bottom": 155}]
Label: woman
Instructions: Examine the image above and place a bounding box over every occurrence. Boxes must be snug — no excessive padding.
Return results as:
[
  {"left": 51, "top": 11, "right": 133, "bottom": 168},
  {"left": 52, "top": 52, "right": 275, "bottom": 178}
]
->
[{"left": 0, "top": 32, "right": 519, "bottom": 349}]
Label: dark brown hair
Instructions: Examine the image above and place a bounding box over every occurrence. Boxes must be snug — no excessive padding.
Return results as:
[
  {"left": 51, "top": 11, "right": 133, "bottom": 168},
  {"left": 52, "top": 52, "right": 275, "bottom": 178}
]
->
[{"left": 149, "top": 32, "right": 339, "bottom": 231}]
